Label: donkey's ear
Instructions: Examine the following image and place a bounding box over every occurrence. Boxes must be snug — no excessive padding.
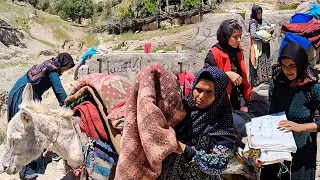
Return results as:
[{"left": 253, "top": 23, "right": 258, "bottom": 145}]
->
[
  {"left": 21, "top": 83, "right": 33, "bottom": 104},
  {"left": 20, "top": 110, "right": 33, "bottom": 126}
]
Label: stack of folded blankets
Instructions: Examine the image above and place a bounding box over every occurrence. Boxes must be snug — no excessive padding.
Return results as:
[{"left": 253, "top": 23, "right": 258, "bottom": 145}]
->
[{"left": 244, "top": 112, "right": 297, "bottom": 165}]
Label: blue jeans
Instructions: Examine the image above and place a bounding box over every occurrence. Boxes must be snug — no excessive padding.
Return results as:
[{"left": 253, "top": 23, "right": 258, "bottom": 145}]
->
[
  {"left": 19, "top": 155, "right": 52, "bottom": 179},
  {"left": 232, "top": 112, "right": 247, "bottom": 139}
]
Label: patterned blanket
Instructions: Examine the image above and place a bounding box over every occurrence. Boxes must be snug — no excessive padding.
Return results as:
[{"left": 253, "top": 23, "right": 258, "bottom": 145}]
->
[
  {"left": 115, "top": 63, "right": 186, "bottom": 180},
  {"left": 66, "top": 74, "right": 133, "bottom": 154}
]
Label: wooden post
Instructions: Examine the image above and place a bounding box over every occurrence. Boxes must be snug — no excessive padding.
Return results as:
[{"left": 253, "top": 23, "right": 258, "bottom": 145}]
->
[
  {"left": 98, "top": 58, "right": 102, "bottom": 73},
  {"left": 199, "top": 0, "right": 203, "bottom": 22},
  {"left": 199, "top": 0, "right": 203, "bottom": 21},
  {"left": 166, "top": 0, "right": 169, "bottom": 12},
  {"left": 157, "top": 0, "right": 161, "bottom": 29}
]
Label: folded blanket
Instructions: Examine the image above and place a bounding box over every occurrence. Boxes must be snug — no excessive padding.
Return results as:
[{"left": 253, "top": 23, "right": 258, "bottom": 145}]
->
[
  {"left": 69, "top": 73, "right": 133, "bottom": 113},
  {"left": 115, "top": 63, "right": 185, "bottom": 180},
  {"left": 66, "top": 85, "right": 122, "bottom": 154},
  {"left": 282, "top": 19, "right": 320, "bottom": 49},
  {"left": 74, "top": 101, "right": 108, "bottom": 142}
]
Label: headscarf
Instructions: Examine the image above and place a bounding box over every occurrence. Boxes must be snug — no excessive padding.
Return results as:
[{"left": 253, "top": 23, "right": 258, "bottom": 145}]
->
[
  {"left": 249, "top": 5, "right": 262, "bottom": 32},
  {"left": 250, "top": 5, "right": 262, "bottom": 23},
  {"left": 27, "top": 52, "right": 75, "bottom": 84},
  {"left": 175, "top": 67, "right": 234, "bottom": 145},
  {"left": 215, "top": 19, "right": 242, "bottom": 51},
  {"left": 275, "top": 42, "right": 318, "bottom": 87},
  {"left": 56, "top": 52, "right": 75, "bottom": 68}
]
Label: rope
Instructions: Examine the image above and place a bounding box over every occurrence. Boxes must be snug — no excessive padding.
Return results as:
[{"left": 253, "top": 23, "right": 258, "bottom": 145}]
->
[{"left": 277, "top": 161, "right": 292, "bottom": 180}]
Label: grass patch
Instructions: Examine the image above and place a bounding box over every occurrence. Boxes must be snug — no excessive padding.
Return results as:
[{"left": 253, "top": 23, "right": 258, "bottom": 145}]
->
[
  {"left": 134, "top": 46, "right": 144, "bottom": 51},
  {"left": 231, "top": 0, "right": 254, "bottom": 2},
  {"left": 0, "top": 1, "right": 29, "bottom": 31},
  {"left": 9, "top": 17, "right": 29, "bottom": 32},
  {"left": 119, "top": 25, "right": 192, "bottom": 41},
  {"left": 35, "top": 10, "right": 62, "bottom": 25},
  {"left": 0, "top": 135, "right": 3, "bottom": 145},
  {"left": 82, "top": 33, "right": 100, "bottom": 47},
  {"left": 0, "top": 61, "right": 30, "bottom": 69},
  {"left": 277, "top": 3, "right": 300, "bottom": 10},
  {"left": 53, "top": 28, "right": 70, "bottom": 41},
  {"left": 212, "top": 9, "right": 228, "bottom": 14},
  {"left": 33, "top": 36, "right": 56, "bottom": 47},
  {"left": 152, "top": 43, "right": 186, "bottom": 53}
]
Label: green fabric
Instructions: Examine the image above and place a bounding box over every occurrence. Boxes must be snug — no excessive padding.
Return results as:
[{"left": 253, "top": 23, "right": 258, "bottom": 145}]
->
[{"left": 67, "top": 94, "right": 93, "bottom": 109}]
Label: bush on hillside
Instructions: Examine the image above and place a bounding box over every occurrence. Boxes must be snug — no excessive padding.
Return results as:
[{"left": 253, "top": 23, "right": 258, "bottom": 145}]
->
[
  {"left": 55, "top": 0, "right": 94, "bottom": 24},
  {"left": 181, "top": 0, "right": 199, "bottom": 11},
  {"left": 140, "top": 0, "right": 158, "bottom": 17}
]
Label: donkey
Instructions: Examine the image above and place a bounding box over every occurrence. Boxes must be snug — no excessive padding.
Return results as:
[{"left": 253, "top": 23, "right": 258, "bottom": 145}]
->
[{"left": 0, "top": 83, "right": 83, "bottom": 176}]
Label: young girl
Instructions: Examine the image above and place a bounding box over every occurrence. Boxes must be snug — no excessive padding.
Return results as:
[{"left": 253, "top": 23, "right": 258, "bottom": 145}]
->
[{"left": 204, "top": 19, "right": 251, "bottom": 110}]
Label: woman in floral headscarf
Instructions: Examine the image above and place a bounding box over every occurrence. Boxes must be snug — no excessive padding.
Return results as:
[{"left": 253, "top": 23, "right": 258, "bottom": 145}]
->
[
  {"left": 8, "top": 52, "right": 75, "bottom": 122},
  {"left": 7, "top": 52, "right": 75, "bottom": 179}
]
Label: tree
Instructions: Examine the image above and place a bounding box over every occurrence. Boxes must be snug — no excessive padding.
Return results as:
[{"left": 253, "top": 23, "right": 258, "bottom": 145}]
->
[{"left": 56, "top": 0, "right": 94, "bottom": 24}]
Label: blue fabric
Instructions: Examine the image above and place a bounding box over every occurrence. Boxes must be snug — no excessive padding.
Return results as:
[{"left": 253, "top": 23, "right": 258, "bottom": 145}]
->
[
  {"left": 308, "top": 2, "right": 320, "bottom": 19},
  {"left": 290, "top": 13, "right": 313, "bottom": 24},
  {"left": 8, "top": 72, "right": 67, "bottom": 121},
  {"left": 80, "top": 46, "right": 97, "bottom": 65},
  {"left": 83, "top": 139, "right": 118, "bottom": 180},
  {"left": 232, "top": 112, "right": 247, "bottom": 138},
  {"left": 278, "top": 33, "right": 311, "bottom": 58},
  {"left": 19, "top": 155, "right": 52, "bottom": 178}
]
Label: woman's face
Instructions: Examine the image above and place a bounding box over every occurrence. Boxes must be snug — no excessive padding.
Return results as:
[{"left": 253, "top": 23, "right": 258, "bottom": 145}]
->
[
  {"left": 60, "top": 66, "right": 70, "bottom": 73},
  {"left": 228, "top": 29, "right": 242, "bottom": 48},
  {"left": 281, "top": 58, "right": 297, "bottom": 80},
  {"left": 257, "top": 9, "right": 262, "bottom": 19},
  {"left": 193, "top": 79, "right": 215, "bottom": 109}
]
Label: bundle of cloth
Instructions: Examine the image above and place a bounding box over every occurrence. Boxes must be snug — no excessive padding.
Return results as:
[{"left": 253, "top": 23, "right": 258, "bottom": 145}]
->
[
  {"left": 281, "top": 1, "right": 320, "bottom": 52},
  {"left": 294, "top": 1, "right": 320, "bottom": 20},
  {"left": 65, "top": 73, "right": 133, "bottom": 154},
  {"left": 245, "top": 112, "right": 297, "bottom": 165},
  {"left": 254, "top": 24, "right": 275, "bottom": 41},
  {"left": 115, "top": 63, "right": 187, "bottom": 179}
]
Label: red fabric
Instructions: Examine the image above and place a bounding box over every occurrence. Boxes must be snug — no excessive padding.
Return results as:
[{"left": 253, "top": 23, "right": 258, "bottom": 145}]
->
[
  {"left": 282, "top": 19, "right": 320, "bottom": 48},
  {"left": 73, "top": 101, "right": 108, "bottom": 142},
  {"left": 211, "top": 46, "right": 251, "bottom": 101},
  {"left": 178, "top": 71, "right": 195, "bottom": 97}
]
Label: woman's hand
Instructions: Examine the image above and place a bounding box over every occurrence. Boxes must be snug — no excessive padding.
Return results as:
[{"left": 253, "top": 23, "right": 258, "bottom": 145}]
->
[
  {"left": 178, "top": 141, "right": 186, "bottom": 152},
  {"left": 278, "top": 120, "right": 304, "bottom": 132},
  {"left": 225, "top": 72, "right": 242, "bottom": 86}
]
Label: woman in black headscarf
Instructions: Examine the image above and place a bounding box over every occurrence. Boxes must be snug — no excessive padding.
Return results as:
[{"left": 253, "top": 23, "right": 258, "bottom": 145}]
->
[
  {"left": 204, "top": 19, "right": 251, "bottom": 111},
  {"left": 249, "top": 5, "right": 273, "bottom": 87},
  {"left": 262, "top": 42, "right": 320, "bottom": 180},
  {"left": 159, "top": 67, "right": 235, "bottom": 180}
]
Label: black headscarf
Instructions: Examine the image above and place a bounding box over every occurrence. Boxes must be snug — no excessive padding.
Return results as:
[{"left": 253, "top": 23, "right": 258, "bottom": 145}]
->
[
  {"left": 175, "top": 67, "right": 234, "bottom": 146},
  {"left": 275, "top": 42, "right": 318, "bottom": 87},
  {"left": 57, "top": 52, "right": 75, "bottom": 69},
  {"left": 215, "top": 19, "right": 242, "bottom": 52},
  {"left": 249, "top": 5, "right": 262, "bottom": 32}
]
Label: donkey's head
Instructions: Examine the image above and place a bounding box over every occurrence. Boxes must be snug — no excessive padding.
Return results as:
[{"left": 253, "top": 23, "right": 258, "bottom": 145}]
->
[{"left": 1, "top": 84, "right": 75, "bottom": 174}]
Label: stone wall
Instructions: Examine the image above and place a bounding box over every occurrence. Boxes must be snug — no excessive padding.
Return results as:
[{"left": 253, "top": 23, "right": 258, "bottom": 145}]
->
[{"left": 87, "top": 52, "right": 203, "bottom": 82}]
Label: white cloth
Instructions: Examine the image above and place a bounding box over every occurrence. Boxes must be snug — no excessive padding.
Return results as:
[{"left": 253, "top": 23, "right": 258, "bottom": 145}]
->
[
  {"left": 245, "top": 118, "right": 294, "bottom": 165},
  {"left": 249, "top": 112, "right": 297, "bottom": 153}
]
